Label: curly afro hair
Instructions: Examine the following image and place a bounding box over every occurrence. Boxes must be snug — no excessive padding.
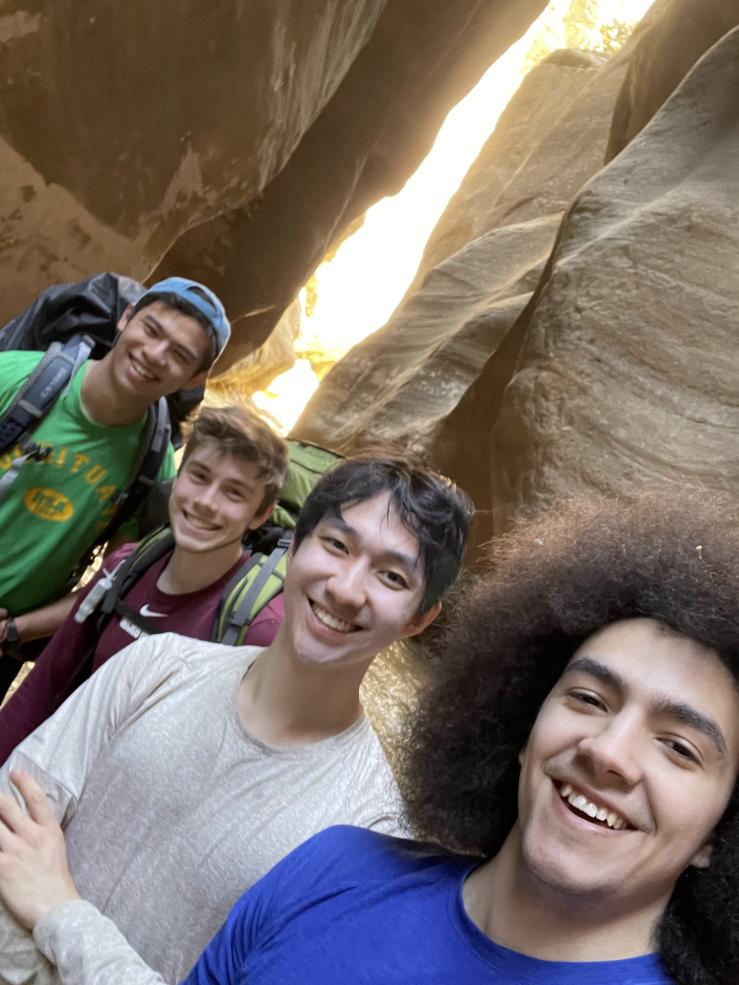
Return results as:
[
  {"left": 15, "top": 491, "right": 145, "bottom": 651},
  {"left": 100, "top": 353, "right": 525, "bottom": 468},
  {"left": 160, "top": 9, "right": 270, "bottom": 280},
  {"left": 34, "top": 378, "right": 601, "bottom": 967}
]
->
[{"left": 397, "top": 491, "right": 739, "bottom": 985}]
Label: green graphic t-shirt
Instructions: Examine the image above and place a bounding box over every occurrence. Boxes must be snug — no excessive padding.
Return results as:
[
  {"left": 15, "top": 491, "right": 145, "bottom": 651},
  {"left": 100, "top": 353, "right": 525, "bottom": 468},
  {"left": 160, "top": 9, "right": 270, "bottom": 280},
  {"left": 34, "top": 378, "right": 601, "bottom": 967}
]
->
[{"left": 0, "top": 351, "right": 175, "bottom": 613}]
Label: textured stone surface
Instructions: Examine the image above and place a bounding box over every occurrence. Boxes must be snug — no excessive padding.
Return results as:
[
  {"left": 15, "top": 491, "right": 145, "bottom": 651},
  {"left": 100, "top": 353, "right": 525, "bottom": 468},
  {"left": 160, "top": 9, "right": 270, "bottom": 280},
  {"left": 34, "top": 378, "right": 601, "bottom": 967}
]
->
[
  {"left": 0, "top": 0, "right": 552, "bottom": 371},
  {"left": 488, "top": 24, "right": 739, "bottom": 532},
  {"left": 149, "top": 0, "right": 553, "bottom": 370},
  {"left": 0, "top": 2, "right": 385, "bottom": 327},
  {"left": 210, "top": 301, "right": 302, "bottom": 399},
  {"left": 408, "top": 48, "right": 605, "bottom": 294},
  {"left": 296, "top": 0, "right": 739, "bottom": 554},
  {"left": 606, "top": 0, "right": 739, "bottom": 159},
  {"left": 293, "top": 41, "right": 632, "bottom": 460}
]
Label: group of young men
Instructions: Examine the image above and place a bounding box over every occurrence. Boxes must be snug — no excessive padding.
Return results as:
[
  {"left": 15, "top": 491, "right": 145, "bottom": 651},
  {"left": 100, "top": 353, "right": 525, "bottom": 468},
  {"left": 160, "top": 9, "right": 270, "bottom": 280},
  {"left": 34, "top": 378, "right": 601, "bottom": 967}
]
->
[{"left": 0, "top": 276, "right": 736, "bottom": 985}]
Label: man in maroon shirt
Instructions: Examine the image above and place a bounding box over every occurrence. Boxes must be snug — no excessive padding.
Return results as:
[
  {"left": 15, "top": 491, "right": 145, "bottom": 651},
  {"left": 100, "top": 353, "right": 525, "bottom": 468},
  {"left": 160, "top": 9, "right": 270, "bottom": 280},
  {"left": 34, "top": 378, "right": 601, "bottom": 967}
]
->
[{"left": 0, "top": 404, "right": 288, "bottom": 761}]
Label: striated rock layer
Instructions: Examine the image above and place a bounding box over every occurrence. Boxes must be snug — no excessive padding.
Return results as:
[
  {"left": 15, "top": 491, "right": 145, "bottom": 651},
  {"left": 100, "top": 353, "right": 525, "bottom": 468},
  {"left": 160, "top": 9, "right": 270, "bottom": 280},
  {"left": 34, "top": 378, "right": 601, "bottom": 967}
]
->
[
  {"left": 0, "top": 0, "right": 550, "bottom": 371},
  {"left": 488, "top": 24, "right": 739, "bottom": 532},
  {"left": 296, "top": 0, "right": 739, "bottom": 549},
  {"left": 293, "top": 36, "right": 639, "bottom": 463}
]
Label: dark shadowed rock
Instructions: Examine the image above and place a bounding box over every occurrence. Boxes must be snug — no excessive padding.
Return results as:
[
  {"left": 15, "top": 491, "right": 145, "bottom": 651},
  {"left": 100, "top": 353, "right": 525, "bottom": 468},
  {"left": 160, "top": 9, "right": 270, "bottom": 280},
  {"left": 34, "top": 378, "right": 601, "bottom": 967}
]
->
[
  {"left": 0, "top": 0, "right": 550, "bottom": 369},
  {"left": 149, "top": 0, "right": 553, "bottom": 369}
]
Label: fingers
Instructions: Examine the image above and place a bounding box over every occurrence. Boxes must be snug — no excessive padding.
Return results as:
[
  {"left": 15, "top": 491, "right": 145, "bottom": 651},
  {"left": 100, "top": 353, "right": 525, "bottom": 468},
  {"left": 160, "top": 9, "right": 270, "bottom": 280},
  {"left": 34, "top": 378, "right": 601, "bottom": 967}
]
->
[
  {"left": 0, "top": 790, "right": 27, "bottom": 836},
  {"left": 9, "top": 769, "right": 56, "bottom": 826}
]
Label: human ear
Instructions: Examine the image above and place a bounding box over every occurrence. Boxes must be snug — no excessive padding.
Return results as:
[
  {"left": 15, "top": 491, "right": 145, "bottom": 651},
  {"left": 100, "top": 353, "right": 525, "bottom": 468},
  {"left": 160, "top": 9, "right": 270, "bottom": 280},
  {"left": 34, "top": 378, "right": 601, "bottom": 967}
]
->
[
  {"left": 689, "top": 842, "right": 713, "bottom": 870},
  {"left": 247, "top": 502, "right": 275, "bottom": 532},
  {"left": 116, "top": 304, "right": 135, "bottom": 332},
  {"left": 400, "top": 600, "right": 442, "bottom": 640}
]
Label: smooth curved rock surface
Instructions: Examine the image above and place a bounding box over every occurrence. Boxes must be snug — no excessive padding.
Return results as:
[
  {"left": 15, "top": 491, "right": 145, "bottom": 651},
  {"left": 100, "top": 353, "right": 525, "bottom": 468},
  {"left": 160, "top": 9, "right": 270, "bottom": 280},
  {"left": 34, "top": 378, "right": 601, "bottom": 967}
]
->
[
  {"left": 150, "top": 0, "right": 552, "bottom": 369},
  {"left": 0, "top": 2, "right": 384, "bottom": 322},
  {"left": 0, "top": 0, "right": 550, "bottom": 370},
  {"left": 606, "top": 0, "right": 739, "bottom": 159},
  {"left": 408, "top": 48, "right": 605, "bottom": 295},
  {"left": 488, "top": 25, "right": 739, "bottom": 532},
  {"left": 293, "top": 39, "right": 635, "bottom": 462}
]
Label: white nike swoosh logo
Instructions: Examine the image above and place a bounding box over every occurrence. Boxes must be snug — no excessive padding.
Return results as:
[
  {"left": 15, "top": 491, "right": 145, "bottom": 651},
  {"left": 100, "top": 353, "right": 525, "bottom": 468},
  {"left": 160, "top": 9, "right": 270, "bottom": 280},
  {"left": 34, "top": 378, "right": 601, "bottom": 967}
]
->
[{"left": 140, "top": 604, "right": 167, "bottom": 618}]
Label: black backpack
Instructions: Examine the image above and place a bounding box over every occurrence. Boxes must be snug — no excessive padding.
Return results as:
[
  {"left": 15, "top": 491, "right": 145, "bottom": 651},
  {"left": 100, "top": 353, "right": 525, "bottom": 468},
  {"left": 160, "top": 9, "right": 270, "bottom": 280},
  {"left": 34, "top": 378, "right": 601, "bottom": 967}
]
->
[{"left": 0, "top": 273, "right": 205, "bottom": 570}]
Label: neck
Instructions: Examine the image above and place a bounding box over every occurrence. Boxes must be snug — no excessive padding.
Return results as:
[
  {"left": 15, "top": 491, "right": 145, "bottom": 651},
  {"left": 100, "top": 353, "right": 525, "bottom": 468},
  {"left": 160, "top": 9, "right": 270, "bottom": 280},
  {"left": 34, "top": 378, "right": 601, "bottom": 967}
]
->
[
  {"left": 157, "top": 541, "right": 243, "bottom": 595},
  {"left": 464, "top": 826, "right": 666, "bottom": 963},
  {"left": 82, "top": 358, "right": 150, "bottom": 426},
  {"left": 237, "top": 625, "right": 368, "bottom": 746}
]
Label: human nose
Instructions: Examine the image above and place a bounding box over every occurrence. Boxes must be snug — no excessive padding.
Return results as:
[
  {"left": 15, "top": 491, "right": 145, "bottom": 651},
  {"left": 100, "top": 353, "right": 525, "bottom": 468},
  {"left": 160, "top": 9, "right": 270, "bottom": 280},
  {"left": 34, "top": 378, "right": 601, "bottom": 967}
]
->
[
  {"left": 146, "top": 338, "right": 170, "bottom": 366},
  {"left": 326, "top": 561, "right": 367, "bottom": 610},
  {"left": 576, "top": 714, "right": 644, "bottom": 788},
  {"left": 192, "top": 482, "right": 219, "bottom": 512}
]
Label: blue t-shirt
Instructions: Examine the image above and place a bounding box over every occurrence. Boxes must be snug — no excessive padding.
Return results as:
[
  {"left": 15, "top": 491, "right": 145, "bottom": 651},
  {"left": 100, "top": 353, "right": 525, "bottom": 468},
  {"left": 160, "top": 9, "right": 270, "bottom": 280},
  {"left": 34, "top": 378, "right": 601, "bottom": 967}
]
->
[{"left": 182, "top": 826, "right": 672, "bottom": 984}]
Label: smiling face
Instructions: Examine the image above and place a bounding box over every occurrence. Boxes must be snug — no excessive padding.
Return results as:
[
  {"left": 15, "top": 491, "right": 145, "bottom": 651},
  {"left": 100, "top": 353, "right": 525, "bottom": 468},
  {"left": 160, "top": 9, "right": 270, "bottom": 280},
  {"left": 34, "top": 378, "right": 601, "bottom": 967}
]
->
[
  {"left": 515, "top": 618, "right": 739, "bottom": 913},
  {"left": 109, "top": 301, "right": 211, "bottom": 403},
  {"left": 169, "top": 444, "right": 272, "bottom": 558},
  {"left": 281, "top": 492, "right": 440, "bottom": 671}
]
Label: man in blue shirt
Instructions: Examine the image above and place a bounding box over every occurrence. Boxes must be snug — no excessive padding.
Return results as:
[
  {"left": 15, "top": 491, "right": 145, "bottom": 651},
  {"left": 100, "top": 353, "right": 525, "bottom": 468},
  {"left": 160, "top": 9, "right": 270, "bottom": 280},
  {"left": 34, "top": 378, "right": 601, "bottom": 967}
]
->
[{"left": 0, "top": 492, "right": 736, "bottom": 985}]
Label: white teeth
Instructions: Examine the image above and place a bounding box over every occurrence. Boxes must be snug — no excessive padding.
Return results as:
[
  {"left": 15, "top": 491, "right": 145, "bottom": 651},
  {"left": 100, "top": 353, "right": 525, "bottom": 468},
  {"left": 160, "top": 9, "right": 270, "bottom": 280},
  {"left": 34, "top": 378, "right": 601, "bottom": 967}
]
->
[
  {"left": 312, "top": 603, "right": 354, "bottom": 634},
  {"left": 184, "top": 513, "right": 216, "bottom": 531},
  {"left": 560, "top": 783, "right": 627, "bottom": 830},
  {"left": 131, "top": 358, "right": 155, "bottom": 381}
]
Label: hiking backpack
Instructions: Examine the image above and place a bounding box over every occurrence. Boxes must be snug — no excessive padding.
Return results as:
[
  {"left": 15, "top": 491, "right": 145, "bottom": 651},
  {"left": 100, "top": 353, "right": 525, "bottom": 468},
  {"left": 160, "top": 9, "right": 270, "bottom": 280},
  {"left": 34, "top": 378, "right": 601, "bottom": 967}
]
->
[{"left": 0, "top": 272, "right": 205, "bottom": 565}]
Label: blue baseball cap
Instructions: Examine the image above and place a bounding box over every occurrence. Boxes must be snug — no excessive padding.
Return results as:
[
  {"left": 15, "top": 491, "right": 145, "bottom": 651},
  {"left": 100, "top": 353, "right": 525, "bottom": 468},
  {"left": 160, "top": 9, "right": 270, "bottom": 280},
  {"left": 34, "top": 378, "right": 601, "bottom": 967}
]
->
[{"left": 142, "top": 276, "right": 231, "bottom": 363}]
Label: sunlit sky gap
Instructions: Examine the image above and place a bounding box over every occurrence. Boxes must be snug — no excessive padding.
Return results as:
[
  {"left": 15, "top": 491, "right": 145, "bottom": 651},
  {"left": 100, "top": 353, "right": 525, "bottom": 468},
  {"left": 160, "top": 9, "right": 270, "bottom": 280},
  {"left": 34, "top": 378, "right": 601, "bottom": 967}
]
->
[{"left": 252, "top": 0, "right": 654, "bottom": 431}]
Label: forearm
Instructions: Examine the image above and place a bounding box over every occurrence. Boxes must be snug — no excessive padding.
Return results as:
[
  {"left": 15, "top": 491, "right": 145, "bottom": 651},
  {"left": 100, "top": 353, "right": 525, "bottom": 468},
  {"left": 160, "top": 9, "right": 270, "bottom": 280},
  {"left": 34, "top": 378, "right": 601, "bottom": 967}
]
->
[
  {"left": 34, "top": 902, "right": 170, "bottom": 985},
  {"left": 13, "top": 594, "right": 78, "bottom": 645}
]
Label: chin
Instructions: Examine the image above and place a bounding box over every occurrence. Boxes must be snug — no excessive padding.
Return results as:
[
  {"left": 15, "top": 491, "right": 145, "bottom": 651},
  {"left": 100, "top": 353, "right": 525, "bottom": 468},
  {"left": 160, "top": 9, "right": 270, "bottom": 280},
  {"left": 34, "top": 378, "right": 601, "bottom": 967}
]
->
[{"left": 523, "top": 843, "right": 619, "bottom": 902}]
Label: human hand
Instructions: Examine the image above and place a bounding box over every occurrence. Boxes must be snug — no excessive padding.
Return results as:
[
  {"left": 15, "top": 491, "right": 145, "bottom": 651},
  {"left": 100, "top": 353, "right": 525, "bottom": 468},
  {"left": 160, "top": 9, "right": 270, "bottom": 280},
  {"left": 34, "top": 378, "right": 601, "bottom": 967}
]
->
[{"left": 0, "top": 769, "right": 79, "bottom": 930}]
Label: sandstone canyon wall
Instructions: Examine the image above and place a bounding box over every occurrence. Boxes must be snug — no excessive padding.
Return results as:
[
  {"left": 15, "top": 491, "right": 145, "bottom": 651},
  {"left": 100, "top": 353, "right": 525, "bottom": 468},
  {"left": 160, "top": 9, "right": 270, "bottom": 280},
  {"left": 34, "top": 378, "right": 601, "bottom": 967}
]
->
[
  {"left": 294, "top": 0, "right": 739, "bottom": 549},
  {"left": 0, "top": 0, "right": 549, "bottom": 370}
]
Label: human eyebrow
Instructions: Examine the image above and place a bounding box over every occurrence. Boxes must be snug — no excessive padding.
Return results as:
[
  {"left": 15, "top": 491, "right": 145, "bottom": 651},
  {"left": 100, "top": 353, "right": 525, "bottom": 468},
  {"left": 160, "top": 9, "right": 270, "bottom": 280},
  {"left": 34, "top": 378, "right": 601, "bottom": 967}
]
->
[
  {"left": 566, "top": 657, "right": 728, "bottom": 763},
  {"left": 563, "top": 657, "right": 626, "bottom": 696},
  {"left": 652, "top": 695, "right": 728, "bottom": 763},
  {"left": 146, "top": 315, "right": 199, "bottom": 363}
]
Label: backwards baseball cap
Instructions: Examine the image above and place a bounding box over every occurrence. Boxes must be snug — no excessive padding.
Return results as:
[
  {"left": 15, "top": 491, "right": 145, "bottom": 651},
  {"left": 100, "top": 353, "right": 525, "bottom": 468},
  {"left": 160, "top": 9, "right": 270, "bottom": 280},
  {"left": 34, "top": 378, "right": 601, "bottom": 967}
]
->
[{"left": 141, "top": 276, "right": 231, "bottom": 363}]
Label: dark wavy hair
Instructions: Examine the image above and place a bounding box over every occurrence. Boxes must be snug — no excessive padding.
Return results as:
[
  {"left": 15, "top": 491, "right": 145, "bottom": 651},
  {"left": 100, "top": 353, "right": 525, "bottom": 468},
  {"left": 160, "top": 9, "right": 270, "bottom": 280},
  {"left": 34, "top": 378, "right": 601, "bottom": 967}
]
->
[
  {"left": 398, "top": 492, "right": 739, "bottom": 985},
  {"left": 293, "top": 454, "right": 474, "bottom": 613}
]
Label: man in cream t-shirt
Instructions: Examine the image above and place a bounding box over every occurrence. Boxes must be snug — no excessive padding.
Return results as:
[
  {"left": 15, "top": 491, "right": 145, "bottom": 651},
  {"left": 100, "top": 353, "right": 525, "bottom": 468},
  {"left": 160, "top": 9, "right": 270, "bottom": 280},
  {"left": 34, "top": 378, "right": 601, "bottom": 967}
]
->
[{"left": 0, "top": 453, "right": 473, "bottom": 984}]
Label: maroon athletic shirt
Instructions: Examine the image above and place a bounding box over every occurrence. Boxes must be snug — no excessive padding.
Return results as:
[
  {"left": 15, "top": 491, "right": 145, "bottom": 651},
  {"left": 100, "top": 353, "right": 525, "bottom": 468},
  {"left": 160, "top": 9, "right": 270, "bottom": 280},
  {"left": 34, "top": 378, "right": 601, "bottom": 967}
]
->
[{"left": 0, "top": 543, "right": 285, "bottom": 762}]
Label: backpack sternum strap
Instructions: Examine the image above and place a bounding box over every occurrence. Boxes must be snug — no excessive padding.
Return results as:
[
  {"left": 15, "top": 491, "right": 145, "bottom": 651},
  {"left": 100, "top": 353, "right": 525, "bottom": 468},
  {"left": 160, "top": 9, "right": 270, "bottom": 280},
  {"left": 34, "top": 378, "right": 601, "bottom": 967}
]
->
[{"left": 215, "top": 534, "right": 291, "bottom": 646}]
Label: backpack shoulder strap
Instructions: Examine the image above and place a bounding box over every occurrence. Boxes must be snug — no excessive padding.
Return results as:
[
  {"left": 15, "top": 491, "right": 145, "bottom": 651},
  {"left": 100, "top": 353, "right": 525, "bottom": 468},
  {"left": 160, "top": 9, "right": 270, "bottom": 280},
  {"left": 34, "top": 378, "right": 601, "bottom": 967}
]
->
[
  {"left": 62, "top": 526, "right": 175, "bottom": 701},
  {"left": 91, "top": 396, "right": 171, "bottom": 549},
  {"left": 0, "top": 335, "right": 94, "bottom": 456},
  {"left": 213, "top": 533, "right": 292, "bottom": 646},
  {"left": 98, "top": 525, "right": 175, "bottom": 621}
]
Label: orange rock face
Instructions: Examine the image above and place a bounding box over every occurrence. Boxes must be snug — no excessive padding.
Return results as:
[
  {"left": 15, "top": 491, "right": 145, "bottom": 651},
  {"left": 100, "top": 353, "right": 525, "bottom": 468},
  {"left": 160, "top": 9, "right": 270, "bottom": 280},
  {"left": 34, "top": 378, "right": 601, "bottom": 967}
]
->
[
  {"left": 295, "top": 0, "right": 739, "bottom": 550},
  {"left": 0, "top": 0, "right": 550, "bottom": 370}
]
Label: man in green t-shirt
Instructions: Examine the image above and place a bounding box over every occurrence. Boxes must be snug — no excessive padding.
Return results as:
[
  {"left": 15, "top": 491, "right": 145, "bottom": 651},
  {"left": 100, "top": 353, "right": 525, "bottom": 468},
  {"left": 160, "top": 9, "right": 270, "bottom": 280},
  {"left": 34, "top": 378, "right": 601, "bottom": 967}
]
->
[{"left": 0, "top": 276, "right": 232, "bottom": 698}]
